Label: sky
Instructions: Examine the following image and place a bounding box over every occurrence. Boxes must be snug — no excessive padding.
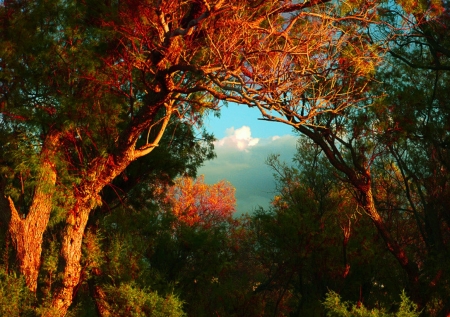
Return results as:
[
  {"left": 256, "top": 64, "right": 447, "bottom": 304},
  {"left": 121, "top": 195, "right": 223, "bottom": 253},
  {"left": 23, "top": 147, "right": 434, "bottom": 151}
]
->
[{"left": 197, "top": 103, "right": 299, "bottom": 215}]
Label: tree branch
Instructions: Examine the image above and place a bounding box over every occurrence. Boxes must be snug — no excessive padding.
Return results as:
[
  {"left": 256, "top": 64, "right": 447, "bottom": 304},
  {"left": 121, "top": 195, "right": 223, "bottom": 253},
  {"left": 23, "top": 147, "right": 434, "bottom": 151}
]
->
[{"left": 388, "top": 50, "right": 450, "bottom": 71}]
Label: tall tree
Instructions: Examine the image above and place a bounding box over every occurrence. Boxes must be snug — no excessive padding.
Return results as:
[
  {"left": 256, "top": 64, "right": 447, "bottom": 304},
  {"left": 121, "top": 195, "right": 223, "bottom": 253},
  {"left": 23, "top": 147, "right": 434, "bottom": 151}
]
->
[
  {"left": 0, "top": 0, "right": 379, "bottom": 314},
  {"left": 251, "top": 144, "right": 400, "bottom": 316},
  {"left": 245, "top": 1, "right": 450, "bottom": 313}
]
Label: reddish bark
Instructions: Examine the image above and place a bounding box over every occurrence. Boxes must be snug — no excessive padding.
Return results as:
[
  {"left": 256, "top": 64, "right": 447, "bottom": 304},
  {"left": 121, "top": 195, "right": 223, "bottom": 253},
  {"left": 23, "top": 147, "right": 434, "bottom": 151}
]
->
[
  {"left": 6, "top": 131, "right": 60, "bottom": 292},
  {"left": 47, "top": 105, "right": 173, "bottom": 316}
]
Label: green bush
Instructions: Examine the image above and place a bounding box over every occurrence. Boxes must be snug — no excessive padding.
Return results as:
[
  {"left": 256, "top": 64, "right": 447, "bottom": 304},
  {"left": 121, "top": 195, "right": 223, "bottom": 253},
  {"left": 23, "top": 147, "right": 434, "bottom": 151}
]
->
[
  {"left": 0, "top": 268, "right": 36, "bottom": 316},
  {"left": 104, "top": 282, "right": 185, "bottom": 317},
  {"left": 323, "top": 290, "right": 420, "bottom": 317}
]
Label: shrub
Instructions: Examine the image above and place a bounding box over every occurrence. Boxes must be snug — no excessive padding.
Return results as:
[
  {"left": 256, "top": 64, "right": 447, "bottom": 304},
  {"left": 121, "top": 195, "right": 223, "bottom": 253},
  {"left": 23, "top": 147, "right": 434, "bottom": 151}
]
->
[
  {"left": 0, "top": 268, "right": 36, "bottom": 316},
  {"left": 104, "top": 282, "right": 185, "bottom": 317},
  {"left": 323, "top": 290, "right": 420, "bottom": 317}
]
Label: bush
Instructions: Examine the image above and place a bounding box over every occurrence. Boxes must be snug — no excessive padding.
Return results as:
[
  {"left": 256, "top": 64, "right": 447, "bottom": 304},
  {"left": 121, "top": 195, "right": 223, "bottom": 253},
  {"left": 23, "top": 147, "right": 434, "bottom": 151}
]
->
[
  {"left": 323, "top": 290, "right": 420, "bottom": 317},
  {"left": 104, "top": 282, "right": 185, "bottom": 317},
  {"left": 0, "top": 268, "right": 36, "bottom": 316}
]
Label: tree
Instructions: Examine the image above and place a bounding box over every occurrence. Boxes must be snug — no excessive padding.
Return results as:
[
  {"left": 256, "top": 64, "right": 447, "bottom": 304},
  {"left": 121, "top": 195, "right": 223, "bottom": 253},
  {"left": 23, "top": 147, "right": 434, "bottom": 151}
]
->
[
  {"left": 164, "top": 175, "right": 235, "bottom": 227},
  {"left": 0, "top": 0, "right": 380, "bottom": 314},
  {"left": 245, "top": 1, "right": 450, "bottom": 313},
  {"left": 371, "top": 58, "right": 450, "bottom": 315},
  {"left": 248, "top": 142, "right": 404, "bottom": 316},
  {"left": 83, "top": 177, "right": 237, "bottom": 317}
]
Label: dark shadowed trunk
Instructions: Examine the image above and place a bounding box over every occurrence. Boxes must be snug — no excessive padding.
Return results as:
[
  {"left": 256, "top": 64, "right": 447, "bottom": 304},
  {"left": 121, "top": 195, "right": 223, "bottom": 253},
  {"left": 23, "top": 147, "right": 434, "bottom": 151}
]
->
[{"left": 296, "top": 125, "right": 422, "bottom": 305}]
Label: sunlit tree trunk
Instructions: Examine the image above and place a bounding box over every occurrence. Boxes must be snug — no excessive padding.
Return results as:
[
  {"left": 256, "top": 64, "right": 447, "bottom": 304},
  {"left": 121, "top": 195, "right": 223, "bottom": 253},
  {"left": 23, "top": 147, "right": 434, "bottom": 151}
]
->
[
  {"left": 47, "top": 105, "right": 172, "bottom": 316},
  {"left": 5, "top": 132, "right": 60, "bottom": 292}
]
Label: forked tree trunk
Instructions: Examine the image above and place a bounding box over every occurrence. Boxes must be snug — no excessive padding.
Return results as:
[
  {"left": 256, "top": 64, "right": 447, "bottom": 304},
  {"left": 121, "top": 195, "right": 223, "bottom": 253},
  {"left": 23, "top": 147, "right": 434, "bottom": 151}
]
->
[{"left": 6, "top": 132, "right": 59, "bottom": 292}]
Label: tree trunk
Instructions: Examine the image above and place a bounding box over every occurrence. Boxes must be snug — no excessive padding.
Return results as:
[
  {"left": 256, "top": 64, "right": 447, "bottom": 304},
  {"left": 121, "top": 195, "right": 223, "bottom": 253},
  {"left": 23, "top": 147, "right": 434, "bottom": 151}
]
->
[
  {"left": 48, "top": 105, "right": 173, "bottom": 316},
  {"left": 296, "top": 127, "right": 422, "bottom": 305},
  {"left": 48, "top": 196, "right": 95, "bottom": 315},
  {"left": 48, "top": 155, "right": 139, "bottom": 315},
  {"left": 6, "top": 132, "right": 59, "bottom": 292},
  {"left": 360, "top": 185, "right": 420, "bottom": 281},
  {"left": 360, "top": 184, "right": 424, "bottom": 307}
]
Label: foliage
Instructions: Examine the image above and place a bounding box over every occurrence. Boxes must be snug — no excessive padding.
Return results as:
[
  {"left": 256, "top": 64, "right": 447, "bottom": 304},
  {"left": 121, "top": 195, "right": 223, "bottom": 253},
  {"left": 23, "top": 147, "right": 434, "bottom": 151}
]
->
[
  {"left": 249, "top": 141, "right": 404, "bottom": 316},
  {"left": 0, "top": 268, "right": 36, "bottom": 316},
  {"left": 242, "top": 1, "right": 450, "bottom": 314},
  {"left": 1, "top": 0, "right": 449, "bottom": 315},
  {"left": 62, "top": 176, "right": 239, "bottom": 316},
  {"left": 164, "top": 175, "right": 236, "bottom": 227},
  {"left": 103, "top": 283, "right": 185, "bottom": 317},
  {"left": 323, "top": 290, "right": 420, "bottom": 317}
]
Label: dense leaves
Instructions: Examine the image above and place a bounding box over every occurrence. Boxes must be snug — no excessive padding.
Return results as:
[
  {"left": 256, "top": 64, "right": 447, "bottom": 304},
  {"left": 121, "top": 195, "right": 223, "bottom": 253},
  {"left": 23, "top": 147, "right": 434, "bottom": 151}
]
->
[
  {"left": 164, "top": 175, "right": 235, "bottom": 227},
  {"left": 323, "top": 291, "right": 420, "bottom": 317},
  {"left": 1, "top": 0, "right": 450, "bottom": 315}
]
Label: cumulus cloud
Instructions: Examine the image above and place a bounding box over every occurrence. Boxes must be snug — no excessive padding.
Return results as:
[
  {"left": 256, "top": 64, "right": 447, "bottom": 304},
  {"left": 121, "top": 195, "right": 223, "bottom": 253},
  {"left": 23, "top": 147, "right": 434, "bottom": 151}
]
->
[
  {"left": 216, "top": 126, "right": 260, "bottom": 151},
  {"left": 199, "top": 127, "right": 298, "bottom": 215}
]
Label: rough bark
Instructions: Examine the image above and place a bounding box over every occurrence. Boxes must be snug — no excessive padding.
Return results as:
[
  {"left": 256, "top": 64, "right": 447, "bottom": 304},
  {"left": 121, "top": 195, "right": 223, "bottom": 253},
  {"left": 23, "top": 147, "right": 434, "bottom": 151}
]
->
[
  {"left": 46, "top": 158, "right": 139, "bottom": 315},
  {"left": 46, "top": 105, "right": 173, "bottom": 316},
  {"left": 48, "top": 155, "right": 142, "bottom": 314},
  {"left": 6, "top": 131, "right": 60, "bottom": 292},
  {"left": 91, "top": 284, "right": 112, "bottom": 317}
]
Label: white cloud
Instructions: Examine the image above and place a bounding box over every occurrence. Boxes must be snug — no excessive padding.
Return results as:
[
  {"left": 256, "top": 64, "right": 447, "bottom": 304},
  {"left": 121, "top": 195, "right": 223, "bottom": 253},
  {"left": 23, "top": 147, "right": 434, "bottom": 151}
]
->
[
  {"left": 216, "top": 126, "right": 260, "bottom": 151},
  {"left": 199, "top": 129, "right": 298, "bottom": 215}
]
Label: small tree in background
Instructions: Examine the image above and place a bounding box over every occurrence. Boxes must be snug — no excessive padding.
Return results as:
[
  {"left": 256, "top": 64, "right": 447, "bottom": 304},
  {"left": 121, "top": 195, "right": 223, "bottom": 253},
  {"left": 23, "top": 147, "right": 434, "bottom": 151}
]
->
[{"left": 164, "top": 175, "right": 236, "bottom": 228}]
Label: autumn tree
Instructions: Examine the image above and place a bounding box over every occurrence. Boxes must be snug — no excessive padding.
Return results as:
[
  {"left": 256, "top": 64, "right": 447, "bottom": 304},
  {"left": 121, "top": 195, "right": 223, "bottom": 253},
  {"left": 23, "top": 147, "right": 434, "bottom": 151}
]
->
[
  {"left": 252, "top": 68, "right": 450, "bottom": 314},
  {"left": 0, "top": 0, "right": 380, "bottom": 314},
  {"left": 244, "top": 1, "right": 450, "bottom": 314},
  {"left": 164, "top": 175, "right": 235, "bottom": 227}
]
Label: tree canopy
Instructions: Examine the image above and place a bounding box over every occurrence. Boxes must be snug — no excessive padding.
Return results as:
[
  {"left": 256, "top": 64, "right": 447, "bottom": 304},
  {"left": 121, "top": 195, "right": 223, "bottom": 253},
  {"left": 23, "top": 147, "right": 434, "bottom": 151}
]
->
[{"left": 1, "top": 0, "right": 449, "bottom": 315}]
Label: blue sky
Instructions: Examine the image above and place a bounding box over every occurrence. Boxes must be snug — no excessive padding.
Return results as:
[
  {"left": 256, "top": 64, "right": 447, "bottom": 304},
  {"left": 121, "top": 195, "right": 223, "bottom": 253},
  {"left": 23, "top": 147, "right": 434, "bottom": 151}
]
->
[
  {"left": 198, "top": 103, "right": 299, "bottom": 215},
  {"left": 202, "top": 103, "right": 294, "bottom": 139}
]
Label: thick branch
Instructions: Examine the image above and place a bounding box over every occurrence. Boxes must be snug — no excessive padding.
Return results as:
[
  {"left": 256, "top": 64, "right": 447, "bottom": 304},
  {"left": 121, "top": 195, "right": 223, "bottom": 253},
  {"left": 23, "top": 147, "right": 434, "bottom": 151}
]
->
[{"left": 135, "top": 103, "right": 174, "bottom": 158}]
